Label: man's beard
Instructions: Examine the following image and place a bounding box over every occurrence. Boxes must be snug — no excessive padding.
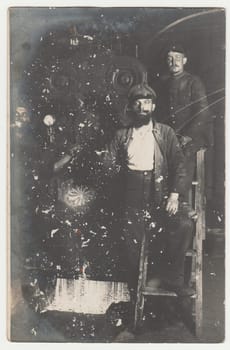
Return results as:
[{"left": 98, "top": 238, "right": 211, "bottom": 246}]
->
[{"left": 132, "top": 113, "right": 151, "bottom": 128}]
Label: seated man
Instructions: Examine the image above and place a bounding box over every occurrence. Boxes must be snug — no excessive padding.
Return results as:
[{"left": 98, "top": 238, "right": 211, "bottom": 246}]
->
[
  {"left": 102, "top": 83, "right": 194, "bottom": 302},
  {"left": 53, "top": 83, "right": 195, "bottom": 302}
]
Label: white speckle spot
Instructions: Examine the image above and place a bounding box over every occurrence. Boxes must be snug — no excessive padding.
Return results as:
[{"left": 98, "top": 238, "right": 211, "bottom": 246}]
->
[
  {"left": 156, "top": 175, "right": 164, "bottom": 183},
  {"left": 116, "top": 319, "right": 122, "bottom": 327},
  {"left": 30, "top": 328, "right": 37, "bottom": 336},
  {"left": 50, "top": 228, "right": 59, "bottom": 238}
]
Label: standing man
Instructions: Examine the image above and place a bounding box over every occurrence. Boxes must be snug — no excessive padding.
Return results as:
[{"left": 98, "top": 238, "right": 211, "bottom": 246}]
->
[
  {"left": 154, "top": 44, "right": 212, "bottom": 195},
  {"left": 102, "top": 83, "right": 194, "bottom": 302}
]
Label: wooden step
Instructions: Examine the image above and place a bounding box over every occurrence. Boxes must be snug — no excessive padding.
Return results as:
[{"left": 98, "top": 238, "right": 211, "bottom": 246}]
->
[
  {"left": 142, "top": 286, "right": 197, "bottom": 298},
  {"left": 186, "top": 249, "right": 196, "bottom": 257},
  {"left": 142, "top": 286, "right": 177, "bottom": 297},
  {"left": 192, "top": 181, "right": 198, "bottom": 185}
]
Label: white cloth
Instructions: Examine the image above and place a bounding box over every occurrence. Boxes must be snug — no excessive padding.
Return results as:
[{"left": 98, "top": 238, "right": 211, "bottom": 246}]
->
[{"left": 127, "top": 120, "right": 155, "bottom": 171}]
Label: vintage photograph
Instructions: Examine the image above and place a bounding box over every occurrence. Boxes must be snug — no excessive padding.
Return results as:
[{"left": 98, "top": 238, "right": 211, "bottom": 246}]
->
[{"left": 9, "top": 7, "right": 225, "bottom": 342}]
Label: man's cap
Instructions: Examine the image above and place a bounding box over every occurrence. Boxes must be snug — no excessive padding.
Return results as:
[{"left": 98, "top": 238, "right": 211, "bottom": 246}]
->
[
  {"left": 128, "top": 84, "right": 157, "bottom": 102},
  {"left": 166, "top": 43, "right": 186, "bottom": 56}
]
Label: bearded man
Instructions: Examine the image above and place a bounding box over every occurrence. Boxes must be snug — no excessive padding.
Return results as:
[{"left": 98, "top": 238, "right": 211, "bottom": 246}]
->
[{"left": 102, "top": 83, "right": 194, "bottom": 302}]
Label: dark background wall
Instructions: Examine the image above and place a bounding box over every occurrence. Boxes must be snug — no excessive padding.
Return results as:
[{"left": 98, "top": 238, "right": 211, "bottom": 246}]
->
[
  {"left": 10, "top": 9, "right": 225, "bottom": 280},
  {"left": 10, "top": 7, "right": 225, "bottom": 225}
]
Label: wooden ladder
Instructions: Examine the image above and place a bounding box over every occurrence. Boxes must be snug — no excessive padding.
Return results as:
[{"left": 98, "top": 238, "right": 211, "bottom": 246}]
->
[{"left": 133, "top": 149, "right": 206, "bottom": 338}]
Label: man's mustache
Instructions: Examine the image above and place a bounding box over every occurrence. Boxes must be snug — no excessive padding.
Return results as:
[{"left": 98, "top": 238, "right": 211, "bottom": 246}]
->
[{"left": 133, "top": 114, "right": 151, "bottom": 126}]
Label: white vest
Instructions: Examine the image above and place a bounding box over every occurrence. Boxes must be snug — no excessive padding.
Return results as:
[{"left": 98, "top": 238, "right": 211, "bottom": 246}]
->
[{"left": 127, "top": 120, "right": 154, "bottom": 171}]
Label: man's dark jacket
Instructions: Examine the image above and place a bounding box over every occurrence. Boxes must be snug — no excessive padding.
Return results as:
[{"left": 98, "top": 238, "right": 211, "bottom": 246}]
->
[
  {"left": 154, "top": 71, "right": 213, "bottom": 153},
  {"left": 103, "top": 120, "right": 187, "bottom": 206}
]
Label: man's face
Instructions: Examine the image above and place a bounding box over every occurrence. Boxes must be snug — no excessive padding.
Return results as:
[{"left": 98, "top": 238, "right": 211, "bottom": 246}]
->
[
  {"left": 131, "top": 98, "right": 155, "bottom": 126},
  {"left": 167, "top": 51, "right": 187, "bottom": 76},
  {"left": 15, "top": 107, "right": 30, "bottom": 128}
]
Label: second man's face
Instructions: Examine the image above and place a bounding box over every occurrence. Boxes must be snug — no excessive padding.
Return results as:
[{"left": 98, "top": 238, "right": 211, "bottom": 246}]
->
[{"left": 167, "top": 51, "right": 187, "bottom": 76}]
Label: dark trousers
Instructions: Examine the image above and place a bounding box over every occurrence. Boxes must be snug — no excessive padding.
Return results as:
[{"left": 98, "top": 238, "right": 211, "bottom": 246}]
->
[{"left": 122, "top": 170, "right": 193, "bottom": 294}]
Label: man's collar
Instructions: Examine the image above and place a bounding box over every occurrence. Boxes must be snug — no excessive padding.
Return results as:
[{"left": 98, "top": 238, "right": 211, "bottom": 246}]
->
[
  {"left": 152, "top": 119, "right": 160, "bottom": 134},
  {"left": 170, "top": 70, "right": 186, "bottom": 79}
]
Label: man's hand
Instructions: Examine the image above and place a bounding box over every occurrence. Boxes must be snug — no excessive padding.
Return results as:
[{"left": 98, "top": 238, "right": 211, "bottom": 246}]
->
[
  {"left": 166, "top": 193, "right": 179, "bottom": 216},
  {"left": 180, "top": 135, "right": 192, "bottom": 147},
  {"left": 53, "top": 143, "right": 83, "bottom": 173}
]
